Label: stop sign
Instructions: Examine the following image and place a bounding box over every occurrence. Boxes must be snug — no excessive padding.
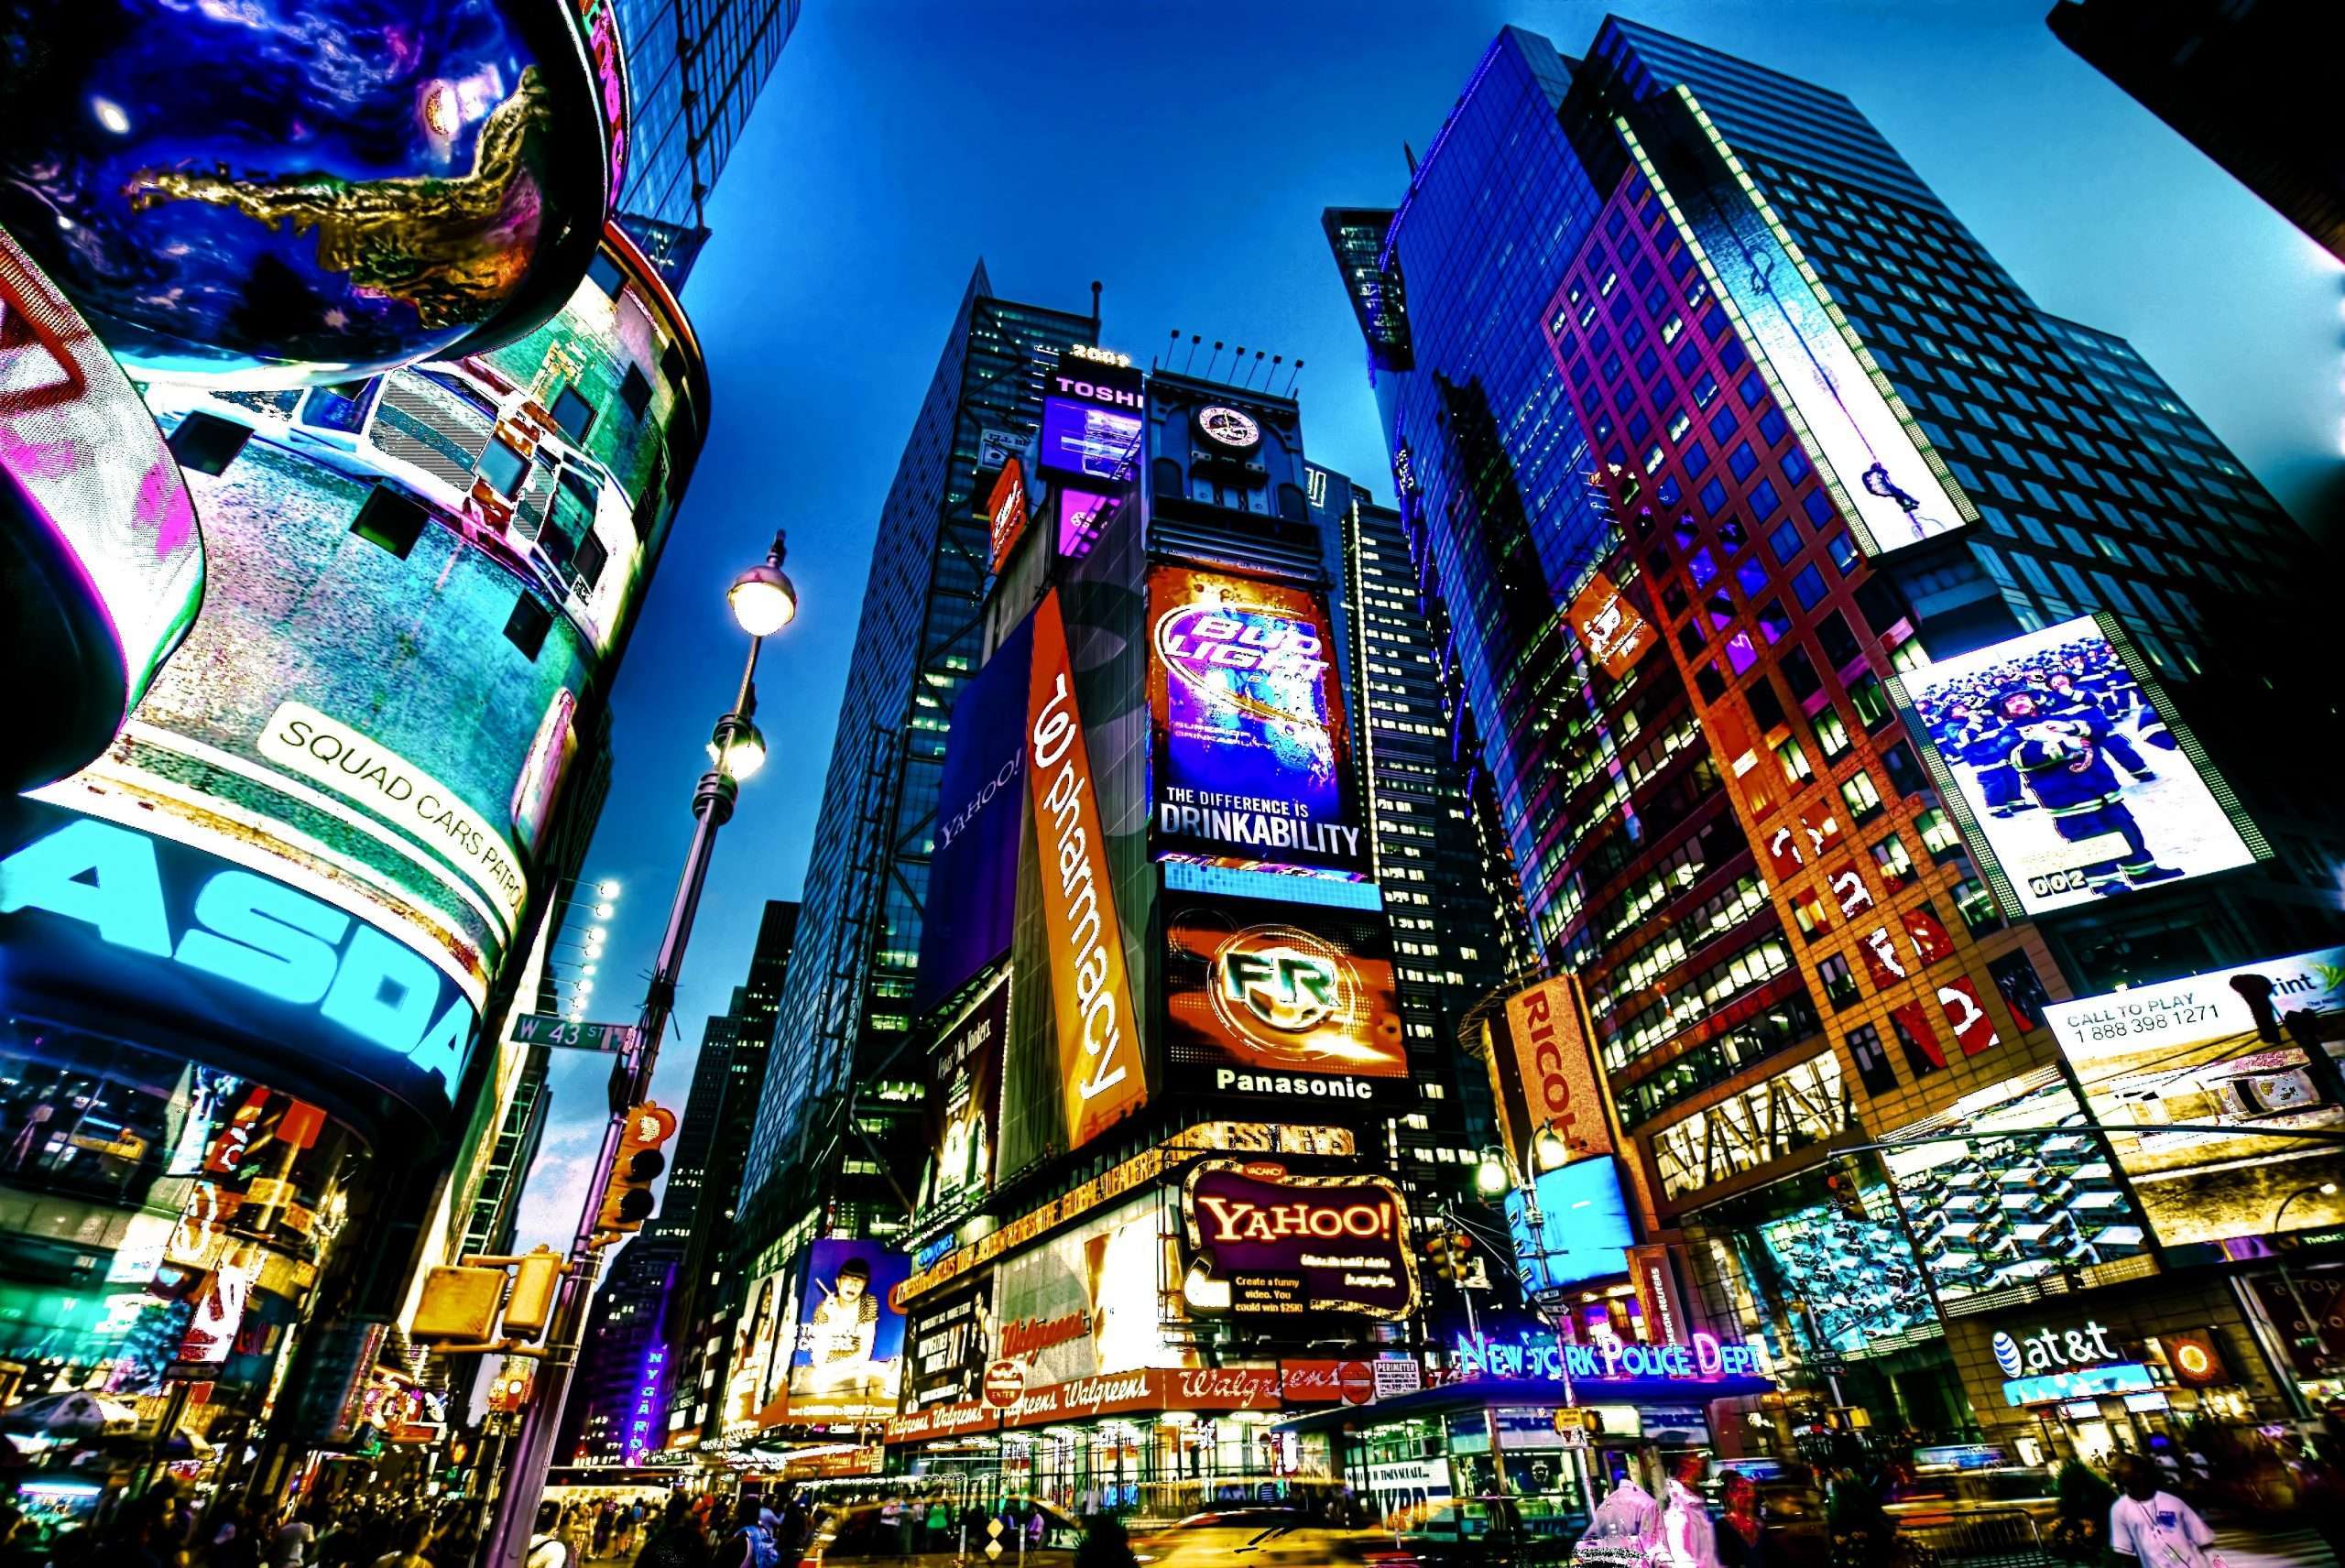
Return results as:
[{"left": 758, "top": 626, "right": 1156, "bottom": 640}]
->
[
  {"left": 983, "top": 1359, "right": 1025, "bottom": 1408},
  {"left": 1336, "top": 1361, "right": 1374, "bottom": 1406}
]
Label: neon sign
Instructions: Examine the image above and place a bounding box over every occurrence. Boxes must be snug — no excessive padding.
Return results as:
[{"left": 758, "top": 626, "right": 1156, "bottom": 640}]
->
[
  {"left": 1453, "top": 1329, "right": 1760, "bottom": 1383},
  {"left": 1991, "top": 1320, "right": 2120, "bottom": 1377},
  {"left": 626, "top": 1343, "right": 667, "bottom": 1462}
]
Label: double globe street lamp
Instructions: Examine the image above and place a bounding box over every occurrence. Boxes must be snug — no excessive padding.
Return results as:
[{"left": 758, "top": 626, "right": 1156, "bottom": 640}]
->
[{"left": 485, "top": 533, "right": 800, "bottom": 1568}]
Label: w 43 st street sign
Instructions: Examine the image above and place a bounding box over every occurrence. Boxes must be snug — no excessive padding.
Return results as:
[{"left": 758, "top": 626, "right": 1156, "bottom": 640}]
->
[{"left": 510, "top": 1014, "right": 637, "bottom": 1053}]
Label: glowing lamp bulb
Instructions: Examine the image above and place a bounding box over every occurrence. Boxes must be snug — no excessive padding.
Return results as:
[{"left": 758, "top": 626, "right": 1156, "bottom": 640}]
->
[
  {"left": 595, "top": 880, "right": 620, "bottom": 899},
  {"left": 728, "top": 562, "right": 799, "bottom": 637}
]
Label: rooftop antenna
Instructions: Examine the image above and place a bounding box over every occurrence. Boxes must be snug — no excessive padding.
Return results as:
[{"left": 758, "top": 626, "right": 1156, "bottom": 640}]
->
[
  {"left": 1284, "top": 357, "right": 1304, "bottom": 395},
  {"left": 1163, "top": 326, "right": 1179, "bottom": 374},
  {"left": 1248, "top": 349, "right": 1267, "bottom": 388},
  {"left": 1183, "top": 332, "right": 1202, "bottom": 374},
  {"left": 1269, "top": 354, "right": 1283, "bottom": 393},
  {"left": 1404, "top": 142, "right": 1418, "bottom": 176},
  {"left": 1207, "top": 341, "right": 1226, "bottom": 378},
  {"left": 1089, "top": 279, "right": 1102, "bottom": 333}
]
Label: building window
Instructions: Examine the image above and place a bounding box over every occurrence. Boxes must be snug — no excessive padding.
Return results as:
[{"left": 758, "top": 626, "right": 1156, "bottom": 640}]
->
[
  {"left": 1816, "top": 953, "right": 1860, "bottom": 1010},
  {"left": 550, "top": 386, "right": 595, "bottom": 442},
  {"left": 1840, "top": 771, "right": 1885, "bottom": 823},
  {"left": 1914, "top": 805, "right": 1961, "bottom": 859},
  {"left": 1844, "top": 1023, "right": 1897, "bottom": 1094},
  {"left": 1848, "top": 672, "right": 1892, "bottom": 731},
  {"left": 351, "top": 485, "right": 429, "bottom": 558},
  {"left": 1871, "top": 833, "right": 1918, "bottom": 887},
  {"left": 1813, "top": 706, "right": 1852, "bottom": 759},
  {"left": 1950, "top": 874, "right": 2001, "bottom": 936},
  {"left": 1774, "top": 736, "right": 1813, "bottom": 784}
]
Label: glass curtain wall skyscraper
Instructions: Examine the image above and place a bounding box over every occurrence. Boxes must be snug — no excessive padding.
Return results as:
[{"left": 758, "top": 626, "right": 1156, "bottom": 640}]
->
[
  {"left": 1338, "top": 16, "right": 2341, "bottom": 1449},
  {"left": 613, "top": 0, "right": 803, "bottom": 283},
  {"left": 739, "top": 267, "right": 1094, "bottom": 1273}
]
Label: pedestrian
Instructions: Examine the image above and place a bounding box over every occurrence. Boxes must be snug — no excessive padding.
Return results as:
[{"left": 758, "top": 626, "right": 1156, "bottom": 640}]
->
[
  {"left": 272, "top": 1508, "right": 318, "bottom": 1568},
  {"left": 591, "top": 1504, "right": 614, "bottom": 1562},
  {"left": 1655, "top": 1453, "right": 1720, "bottom": 1568},
  {"left": 2109, "top": 1459, "right": 2218, "bottom": 1568},
  {"left": 709, "top": 1503, "right": 778, "bottom": 1568},
  {"left": 1824, "top": 1465, "right": 1887, "bottom": 1568},
  {"left": 1718, "top": 1471, "right": 1767, "bottom": 1568},
  {"left": 528, "top": 1503, "right": 573, "bottom": 1568},
  {"left": 365, "top": 1519, "right": 431, "bottom": 1568},
  {"left": 633, "top": 1495, "right": 709, "bottom": 1568}
]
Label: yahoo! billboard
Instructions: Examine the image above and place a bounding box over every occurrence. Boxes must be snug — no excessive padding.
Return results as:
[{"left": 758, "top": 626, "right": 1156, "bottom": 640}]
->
[
  {"left": 1181, "top": 1160, "right": 1417, "bottom": 1320},
  {"left": 1147, "top": 566, "right": 1366, "bottom": 880},
  {"left": 913, "top": 615, "right": 1035, "bottom": 1014}
]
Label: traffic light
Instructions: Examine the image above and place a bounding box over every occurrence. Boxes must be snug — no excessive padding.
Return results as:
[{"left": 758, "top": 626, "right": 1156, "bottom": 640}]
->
[
  {"left": 1424, "top": 1230, "right": 1472, "bottom": 1282},
  {"left": 593, "top": 1103, "right": 678, "bottom": 1242},
  {"left": 501, "top": 1245, "right": 563, "bottom": 1340},
  {"left": 487, "top": 1363, "right": 534, "bottom": 1412},
  {"left": 1823, "top": 1171, "right": 1865, "bottom": 1221}
]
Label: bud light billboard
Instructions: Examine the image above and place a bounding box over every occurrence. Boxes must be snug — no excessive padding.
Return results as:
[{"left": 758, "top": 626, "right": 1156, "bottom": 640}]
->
[
  {"left": 913, "top": 615, "right": 1034, "bottom": 1015},
  {"left": 1147, "top": 566, "right": 1366, "bottom": 880},
  {"left": 1892, "top": 615, "right": 2262, "bottom": 916},
  {"left": 1163, "top": 891, "right": 1406, "bottom": 1105}
]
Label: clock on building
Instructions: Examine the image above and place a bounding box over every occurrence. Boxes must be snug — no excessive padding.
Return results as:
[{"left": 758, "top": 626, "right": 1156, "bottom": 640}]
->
[{"left": 1195, "top": 405, "right": 1262, "bottom": 452}]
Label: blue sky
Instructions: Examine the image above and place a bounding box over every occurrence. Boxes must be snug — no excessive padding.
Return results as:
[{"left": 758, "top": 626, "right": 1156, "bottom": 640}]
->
[{"left": 513, "top": 0, "right": 2343, "bottom": 1249}]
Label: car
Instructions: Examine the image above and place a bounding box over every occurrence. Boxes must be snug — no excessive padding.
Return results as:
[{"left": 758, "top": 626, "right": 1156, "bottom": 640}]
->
[
  {"left": 1383, "top": 1496, "right": 1580, "bottom": 1568},
  {"left": 1131, "top": 1507, "right": 1417, "bottom": 1568},
  {"left": 798, "top": 1496, "right": 1085, "bottom": 1566}
]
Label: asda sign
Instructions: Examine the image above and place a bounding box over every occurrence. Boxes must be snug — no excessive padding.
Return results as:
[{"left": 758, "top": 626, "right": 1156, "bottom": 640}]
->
[{"left": 1, "top": 807, "right": 475, "bottom": 1113}]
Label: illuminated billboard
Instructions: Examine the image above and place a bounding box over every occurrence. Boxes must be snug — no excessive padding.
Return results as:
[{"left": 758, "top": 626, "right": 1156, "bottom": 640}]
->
[
  {"left": 2047, "top": 947, "right": 2345, "bottom": 1248},
  {"left": 1182, "top": 1161, "right": 1418, "bottom": 1320},
  {"left": 1626, "top": 106, "right": 1971, "bottom": 557},
  {"left": 1882, "top": 1067, "right": 2150, "bottom": 1304},
  {"left": 903, "top": 1279, "right": 995, "bottom": 1410},
  {"left": 913, "top": 615, "right": 1032, "bottom": 1015},
  {"left": 1566, "top": 571, "right": 1652, "bottom": 680},
  {"left": 1026, "top": 591, "right": 1148, "bottom": 1152},
  {"left": 3, "top": 800, "right": 476, "bottom": 1124},
  {"left": 1147, "top": 566, "right": 1366, "bottom": 879},
  {"left": 778, "top": 1241, "right": 911, "bottom": 1423},
  {"left": 1038, "top": 361, "right": 1145, "bottom": 485},
  {"left": 1487, "top": 975, "right": 1613, "bottom": 1175},
  {"left": 1163, "top": 893, "right": 1406, "bottom": 1103},
  {"left": 1893, "top": 615, "right": 2261, "bottom": 916},
  {"left": 1, "top": 226, "right": 202, "bottom": 790},
  {"left": 985, "top": 457, "right": 1030, "bottom": 571},
  {"left": 925, "top": 978, "right": 1008, "bottom": 1217},
  {"left": 994, "top": 1195, "right": 1188, "bottom": 1385},
  {"left": 1505, "top": 1157, "right": 1633, "bottom": 1294}
]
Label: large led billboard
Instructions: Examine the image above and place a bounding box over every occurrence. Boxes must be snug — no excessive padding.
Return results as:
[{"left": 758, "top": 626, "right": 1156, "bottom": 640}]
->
[
  {"left": 1893, "top": 615, "right": 2261, "bottom": 916},
  {"left": 777, "top": 1240, "right": 911, "bottom": 1423},
  {"left": 1628, "top": 103, "right": 1971, "bottom": 558},
  {"left": 1505, "top": 1156, "right": 1633, "bottom": 1295},
  {"left": 924, "top": 977, "right": 1008, "bottom": 1218},
  {"left": 1163, "top": 892, "right": 1407, "bottom": 1104},
  {"left": 1182, "top": 1161, "right": 1418, "bottom": 1320},
  {"left": 994, "top": 1195, "right": 1189, "bottom": 1384},
  {"left": 913, "top": 615, "right": 1033, "bottom": 1015},
  {"left": 2047, "top": 947, "right": 2345, "bottom": 1249},
  {"left": 1147, "top": 566, "right": 1367, "bottom": 880},
  {"left": 1566, "top": 571, "right": 1653, "bottom": 680},
  {"left": 1026, "top": 591, "right": 1148, "bottom": 1152},
  {"left": 1038, "top": 362, "right": 1144, "bottom": 485},
  {"left": 1882, "top": 1067, "right": 2150, "bottom": 1304},
  {"left": 2, "top": 226, "right": 203, "bottom": 791}
]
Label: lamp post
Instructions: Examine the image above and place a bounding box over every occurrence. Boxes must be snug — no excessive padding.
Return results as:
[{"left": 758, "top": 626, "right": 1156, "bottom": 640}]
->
[
  {"left": 2269, "top": 1180, "right": 2341, "bottom": 1408},
  {"left": 483, "top": 535, "right": 798, "bottom": 1568}
]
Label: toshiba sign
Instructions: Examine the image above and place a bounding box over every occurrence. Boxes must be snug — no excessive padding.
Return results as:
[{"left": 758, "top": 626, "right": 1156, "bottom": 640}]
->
[{"left": 1490, "top": 975, "right": 1613, "bottom": 1173}]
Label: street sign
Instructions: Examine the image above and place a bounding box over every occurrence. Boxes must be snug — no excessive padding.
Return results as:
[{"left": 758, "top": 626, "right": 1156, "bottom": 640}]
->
[
  {"left": 1372, "top": 1358, "right": 1423, "bottom": 1400},
  {"left": 510, "top": 1014, "right": 636, "bottom": 1053},
  {"left": 1552, "top": 1406, "right": 1597, "bottom": 1433},
  {"left": 1336, "top": 1361, "right": 1375, "bottom": 1406},
  {"left": 983, "top": 1360, "right": 1025, "bottom": 1408}
]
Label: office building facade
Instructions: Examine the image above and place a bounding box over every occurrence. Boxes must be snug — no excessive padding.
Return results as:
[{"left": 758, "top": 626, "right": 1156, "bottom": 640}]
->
[
  {"left": 2049, "top": 0, "right": 2342, "bottom": 266},
  {"left": 736, "top": 269, "right": 1096, "bottom": 1304},
  {"left": 613, "top": 0, "right": 804, "bottom": 282},
  {"left": 1337, "top": 16, "right": 2343, "bottom": 1469}
]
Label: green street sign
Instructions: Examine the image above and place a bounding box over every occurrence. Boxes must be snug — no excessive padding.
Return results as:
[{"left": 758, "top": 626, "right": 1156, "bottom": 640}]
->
[{"left": 511, "top": 1014, "right": 636, "bottom": 1053}]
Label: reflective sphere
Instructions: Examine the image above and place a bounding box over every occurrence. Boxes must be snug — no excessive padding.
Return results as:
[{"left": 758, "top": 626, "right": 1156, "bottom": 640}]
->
[{"left": 0, "top": 0, "right": 610, "bottom": 385}]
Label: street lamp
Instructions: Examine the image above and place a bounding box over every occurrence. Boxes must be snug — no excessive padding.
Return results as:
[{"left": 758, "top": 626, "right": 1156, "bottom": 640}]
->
[
  {"left": 483, "top": 532, "right": 800, "bottom": 1568},
  {"left": 2269, "top": 1180, "right": 2340, "bottom": 1415}
]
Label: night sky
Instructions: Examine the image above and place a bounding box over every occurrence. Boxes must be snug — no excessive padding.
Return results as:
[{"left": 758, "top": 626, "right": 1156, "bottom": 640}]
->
[{"left": 512, "top": 0, "right": 2344, "bottom": 1250}]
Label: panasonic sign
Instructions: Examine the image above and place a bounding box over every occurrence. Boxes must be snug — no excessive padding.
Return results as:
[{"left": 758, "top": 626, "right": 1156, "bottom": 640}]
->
[{"left": 1, "top": 811, "right": 475, "bottom": 1104}]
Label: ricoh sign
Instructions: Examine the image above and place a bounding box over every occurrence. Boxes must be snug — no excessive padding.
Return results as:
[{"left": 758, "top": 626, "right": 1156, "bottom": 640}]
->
[{"left": 1489, "top": 975, "right": 1614, "bottom": 1173}]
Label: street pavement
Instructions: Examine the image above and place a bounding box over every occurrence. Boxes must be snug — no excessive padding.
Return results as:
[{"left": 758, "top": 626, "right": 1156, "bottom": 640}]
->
[{"left": 2214, "top": 1520, "right": 2339, "bottom": 1568}]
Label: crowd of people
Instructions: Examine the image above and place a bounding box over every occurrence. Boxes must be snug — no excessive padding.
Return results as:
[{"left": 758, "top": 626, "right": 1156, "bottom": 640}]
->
[{"left": 528, "top": 1495, "right": 812, "bottom": 1568}]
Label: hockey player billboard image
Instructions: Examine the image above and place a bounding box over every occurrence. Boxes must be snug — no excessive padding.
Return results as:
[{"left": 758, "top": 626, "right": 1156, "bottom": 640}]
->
[
  {"left": 1892, "top": 615, "right": 2259, "bottom": 917},
  {"left": 1147, "top": 566, "right": 1367, "bottom": 879}
]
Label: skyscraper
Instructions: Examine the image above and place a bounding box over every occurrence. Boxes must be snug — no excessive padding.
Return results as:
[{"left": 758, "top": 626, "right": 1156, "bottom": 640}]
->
[
  {"left": 1330, "top": 468, "right": 1532, "bottom": 1166},
  {"left": 1336, "top": 16, "right": 2341, "bottom": 1460},
  {"left": 612, "top": 0, "right": 804, "bottom": 283},
  {"left": 2049, "top": 0, "right": 2341, "bottom": 265},
  {"left": 738, "top": 267, "right": 1095, "bottom": 1271}
]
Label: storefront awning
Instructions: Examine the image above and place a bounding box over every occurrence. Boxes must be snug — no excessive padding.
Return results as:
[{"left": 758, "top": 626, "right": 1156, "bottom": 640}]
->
[{"left": 1272, "top": 1373, "right": 1774, "bottom": 1436}]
